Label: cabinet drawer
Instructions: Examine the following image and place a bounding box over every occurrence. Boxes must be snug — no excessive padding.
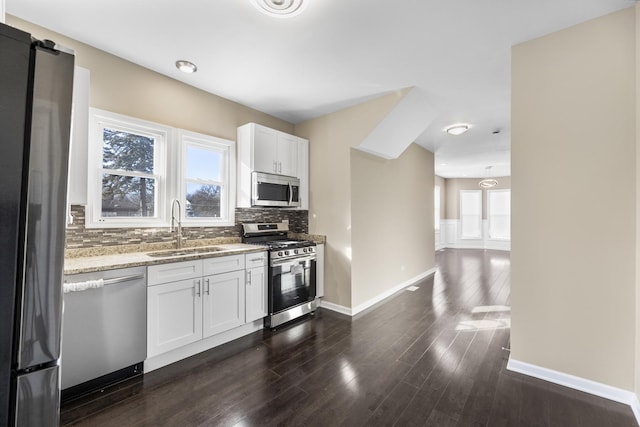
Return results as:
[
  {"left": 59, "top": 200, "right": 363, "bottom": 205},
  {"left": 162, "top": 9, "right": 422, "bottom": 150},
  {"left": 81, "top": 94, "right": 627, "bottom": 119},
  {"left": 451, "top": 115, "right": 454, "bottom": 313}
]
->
[
  {"left": 202, "top": 254, "right": 245, "bottom": 276},
  {"left": 148, "top": 260, "right": 202, "bottom": 286},
  {"left": 245, "top": 252, "right": 267, "bottom": 269}
]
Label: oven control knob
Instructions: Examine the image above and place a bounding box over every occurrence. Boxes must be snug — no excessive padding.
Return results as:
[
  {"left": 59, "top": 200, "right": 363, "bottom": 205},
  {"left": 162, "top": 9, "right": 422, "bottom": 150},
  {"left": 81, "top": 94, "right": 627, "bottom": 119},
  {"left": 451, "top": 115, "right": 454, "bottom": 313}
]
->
[
  {"left": 285, "top": 250, "right": 290, "bottom": 256},
  {"left": 294, "top": 249, "right": 299, "bottom": 254},
  {"left": 302, "top": 248, "right": 307, "bottom": 253},
  {"left": 278, "top": 251, "right": 283, "bottom": 257}
]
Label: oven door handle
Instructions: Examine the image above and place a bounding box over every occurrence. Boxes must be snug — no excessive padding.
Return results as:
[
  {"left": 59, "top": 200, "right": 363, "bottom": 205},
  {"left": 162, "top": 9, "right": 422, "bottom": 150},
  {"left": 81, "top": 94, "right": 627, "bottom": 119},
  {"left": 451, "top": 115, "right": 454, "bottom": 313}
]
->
[{"left": 270, "top": 255, "right": 316, "bottom": 267}]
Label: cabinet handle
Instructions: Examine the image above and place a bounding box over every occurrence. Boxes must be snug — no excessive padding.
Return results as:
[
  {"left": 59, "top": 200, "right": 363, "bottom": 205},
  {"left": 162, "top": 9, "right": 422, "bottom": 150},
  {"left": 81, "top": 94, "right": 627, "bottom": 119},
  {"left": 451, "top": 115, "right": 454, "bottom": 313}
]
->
[
  {"left": 250, "top": 258, "right": 263, "bottom": 262},
  {"left": 205, "top": 278, "right": 210, "bottom": 295},
  {"left": 195, "top": 279, "right": 201, "bottom": 297},
  {"left": 273, "top": 160, "right": 277, "bottom": 173},
  {"left": 247, "top": 270, "right": 252, "bottom": 285},
  {"left": 278, "top": 161, "right": 282, "bottom": 173}
]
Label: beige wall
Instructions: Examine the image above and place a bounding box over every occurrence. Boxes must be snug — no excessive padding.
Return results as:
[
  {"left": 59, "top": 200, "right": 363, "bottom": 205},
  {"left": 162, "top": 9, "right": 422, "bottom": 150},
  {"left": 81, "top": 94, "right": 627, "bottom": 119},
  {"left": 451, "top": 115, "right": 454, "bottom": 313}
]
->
[
  {"left": 7, "top": 16, "right": 293, "bottom": 141},
  {"left": 636, "top": 4, "right": 640, "bottom": 399},
  {"left": 511, "top": 7, "right": 636, "bottom": 391},
  {"left": 435, "top": 175, "right": 446, "bottom": 220},
  {"left": 295, "top": 89, "right": 431, "bottom": 309},
  {"left": 351, "top": 145, "right": 435, "bottom": 308},
  {"left": 444, "top": 177, "right": 511, "bottom": 220}
]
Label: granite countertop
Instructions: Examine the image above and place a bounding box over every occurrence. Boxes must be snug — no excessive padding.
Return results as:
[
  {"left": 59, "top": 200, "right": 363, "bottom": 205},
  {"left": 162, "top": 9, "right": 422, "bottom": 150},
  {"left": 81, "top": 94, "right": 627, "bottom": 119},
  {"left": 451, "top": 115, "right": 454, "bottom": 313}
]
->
[
  {"left": 63, "top": 233, "right": 326, "bottom": 275},
  {"left": 64, "top": 239, "right": 266, "bottom": 275}
]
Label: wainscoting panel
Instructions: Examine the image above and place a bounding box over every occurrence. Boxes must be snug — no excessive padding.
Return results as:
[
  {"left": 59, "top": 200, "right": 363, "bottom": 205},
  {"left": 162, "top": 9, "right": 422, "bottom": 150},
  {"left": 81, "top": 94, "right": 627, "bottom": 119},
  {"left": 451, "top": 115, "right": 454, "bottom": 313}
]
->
[{"left": 438, "top": 219, "right": 510, "bottom": 251}]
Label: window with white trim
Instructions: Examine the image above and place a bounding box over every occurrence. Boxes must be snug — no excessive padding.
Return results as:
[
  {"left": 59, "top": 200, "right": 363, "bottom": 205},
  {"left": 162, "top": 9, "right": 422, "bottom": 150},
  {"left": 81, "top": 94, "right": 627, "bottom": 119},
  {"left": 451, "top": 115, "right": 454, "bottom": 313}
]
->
[
  {"left": 460, "top": 190, "right": 482, "bottom": 239},
  {"left": 87, "top": 109, "right": 168, "bottom": 227},
  {"left": 434, "top": 185, "right": 441, "bottom": 230},
  {"left": 488, "top": 189, "right": 510, "bottom": 240},
  {"left": 86, "top": 109, "right": 235, "bottom": 228},
  {"left": 178, "top": 131, "right": 235, "bottom": 225}
]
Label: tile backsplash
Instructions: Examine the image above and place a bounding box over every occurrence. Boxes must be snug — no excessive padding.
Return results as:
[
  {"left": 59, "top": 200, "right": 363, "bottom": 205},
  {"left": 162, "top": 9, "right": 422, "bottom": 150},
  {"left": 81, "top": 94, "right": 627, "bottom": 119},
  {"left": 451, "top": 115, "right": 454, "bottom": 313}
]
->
[{"left": 65, "top": 205, "right": 308, "bottom": 249}]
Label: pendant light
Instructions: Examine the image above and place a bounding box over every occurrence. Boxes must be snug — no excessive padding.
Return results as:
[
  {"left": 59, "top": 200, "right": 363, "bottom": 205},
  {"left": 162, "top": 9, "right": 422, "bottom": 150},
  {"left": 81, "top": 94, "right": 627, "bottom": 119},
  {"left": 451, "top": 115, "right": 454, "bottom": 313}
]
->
[{"left": 478, "top": 166, "right": 498, "bottom": 189}]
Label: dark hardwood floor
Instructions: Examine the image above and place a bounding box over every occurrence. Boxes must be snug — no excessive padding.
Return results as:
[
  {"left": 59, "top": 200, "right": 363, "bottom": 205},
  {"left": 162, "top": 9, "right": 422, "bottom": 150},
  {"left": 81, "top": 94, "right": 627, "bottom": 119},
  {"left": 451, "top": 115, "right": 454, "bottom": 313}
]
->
[{"left": 61, "top": 249, "right": 637, "bottom": 426}]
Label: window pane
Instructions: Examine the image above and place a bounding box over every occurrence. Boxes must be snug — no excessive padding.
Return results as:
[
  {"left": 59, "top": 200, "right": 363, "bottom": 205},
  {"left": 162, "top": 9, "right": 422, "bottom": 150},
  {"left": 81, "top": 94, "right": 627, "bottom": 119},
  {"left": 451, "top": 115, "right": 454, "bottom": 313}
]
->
[
  {"left": 489, "top": 190, "right": 511, "bottom": 240},
  {"left": 103, "top": 128, "right": 154, "bottom": 173},
  {"left": 186, "top": 145, "right": 221, "bottom": 181},
  {"left": 460, "top": 190, "right": 482, "bottom": 239},
  {"left": 186, "top": 183, "right": 221, "bottom": 217},
  {"left": 101, "top": 174, "right": 155, "bottom": 217}
]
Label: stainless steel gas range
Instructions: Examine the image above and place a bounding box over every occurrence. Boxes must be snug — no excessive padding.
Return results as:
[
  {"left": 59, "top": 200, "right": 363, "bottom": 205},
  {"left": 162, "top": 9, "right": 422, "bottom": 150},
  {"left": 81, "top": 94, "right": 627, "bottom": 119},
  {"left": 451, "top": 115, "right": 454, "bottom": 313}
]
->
[{"left": 242, "top": 222, "right": 318, "bottom": 328}]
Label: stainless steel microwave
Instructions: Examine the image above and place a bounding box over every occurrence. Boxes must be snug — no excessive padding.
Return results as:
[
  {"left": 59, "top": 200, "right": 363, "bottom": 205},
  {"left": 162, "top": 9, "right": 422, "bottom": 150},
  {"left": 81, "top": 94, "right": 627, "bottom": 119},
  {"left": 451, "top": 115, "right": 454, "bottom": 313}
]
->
[{"left": 251, "top": 172, "right": 300, "bottom": 208}]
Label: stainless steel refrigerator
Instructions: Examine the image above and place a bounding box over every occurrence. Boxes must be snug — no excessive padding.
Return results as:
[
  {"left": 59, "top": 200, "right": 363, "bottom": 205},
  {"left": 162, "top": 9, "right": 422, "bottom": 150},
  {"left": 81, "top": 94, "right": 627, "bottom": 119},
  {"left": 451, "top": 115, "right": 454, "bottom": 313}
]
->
[{"left": 0, "top": 23, "right": 74, "bottom": 427}]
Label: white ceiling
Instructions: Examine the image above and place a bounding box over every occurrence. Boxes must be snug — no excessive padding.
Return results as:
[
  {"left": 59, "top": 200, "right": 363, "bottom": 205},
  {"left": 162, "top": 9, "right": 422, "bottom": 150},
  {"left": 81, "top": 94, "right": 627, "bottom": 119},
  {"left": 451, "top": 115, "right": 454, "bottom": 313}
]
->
[{"left": 6, "top": 0, "right": 634, "bottom": 178}]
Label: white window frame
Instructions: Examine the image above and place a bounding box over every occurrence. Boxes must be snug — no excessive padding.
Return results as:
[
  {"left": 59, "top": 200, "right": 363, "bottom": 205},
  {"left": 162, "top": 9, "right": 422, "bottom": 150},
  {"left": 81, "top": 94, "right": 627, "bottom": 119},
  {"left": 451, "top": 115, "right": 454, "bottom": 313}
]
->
[
  {"left": 487, "top": 189, "right": 511, "bottom": 241},
  {"left": 176, "top": 130, "right": 236, "bottom": 227},
  {"left": 87, "top": 108, "right": 169, "bottom": 228},
  {"left": 434, "top": 185, "right": 441, "bottom": 231},
  {"left": 86, "top": 109, "right": 236, "bottom": 228},
  {"left": 460, "top": 190, "right": 482, "bottom": 240}
]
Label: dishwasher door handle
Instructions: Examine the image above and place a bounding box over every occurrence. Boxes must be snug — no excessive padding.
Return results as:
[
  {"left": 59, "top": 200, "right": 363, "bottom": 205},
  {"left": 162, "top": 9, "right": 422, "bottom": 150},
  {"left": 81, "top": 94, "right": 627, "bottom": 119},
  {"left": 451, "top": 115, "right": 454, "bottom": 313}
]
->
[{"left": 102, "top": 274, "right": 145, "bottom": 286}]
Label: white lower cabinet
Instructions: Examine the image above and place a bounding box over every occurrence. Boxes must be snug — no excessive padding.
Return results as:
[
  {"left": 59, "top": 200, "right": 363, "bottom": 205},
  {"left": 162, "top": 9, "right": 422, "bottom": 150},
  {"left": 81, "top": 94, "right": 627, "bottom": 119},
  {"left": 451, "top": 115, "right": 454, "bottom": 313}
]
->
[
  {"left": 147, "top": 252, "right": 267, "bottom": 359},
  {"left": 202, "top": 270, "right": 245, "bottom": 337},
  {"left": 245, "top": 252, "right": 268, "bottom": 323},
  {"left": 147, "top": 278, "right": 203, "bottom": 356}
]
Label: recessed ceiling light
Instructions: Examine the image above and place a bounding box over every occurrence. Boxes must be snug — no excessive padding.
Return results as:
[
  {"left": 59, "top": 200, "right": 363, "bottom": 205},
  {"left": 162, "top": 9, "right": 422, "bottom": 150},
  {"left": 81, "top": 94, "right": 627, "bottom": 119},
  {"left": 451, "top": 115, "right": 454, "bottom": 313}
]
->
[
  {"left": 175, "top": 60, "right": 197, "bottom": 74},
  {"left": 251, "top": 0, "right": 306, "bottom": 17},
  {"left": 445, "top": 123, "right": 470, "bottom": 136}
]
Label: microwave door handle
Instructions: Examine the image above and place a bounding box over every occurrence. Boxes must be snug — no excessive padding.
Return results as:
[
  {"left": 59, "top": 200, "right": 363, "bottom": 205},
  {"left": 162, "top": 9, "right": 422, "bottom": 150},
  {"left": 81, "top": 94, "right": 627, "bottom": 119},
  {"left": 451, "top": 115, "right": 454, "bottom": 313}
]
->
[{"left": 288, "top": 182, "right": 293, "bottom": 206}]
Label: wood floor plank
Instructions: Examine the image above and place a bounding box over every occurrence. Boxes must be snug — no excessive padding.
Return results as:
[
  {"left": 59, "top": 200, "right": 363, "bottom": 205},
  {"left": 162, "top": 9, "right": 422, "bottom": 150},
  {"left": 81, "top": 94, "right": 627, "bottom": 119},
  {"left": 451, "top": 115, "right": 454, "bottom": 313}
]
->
[{"left": 60, "top": 249, "right": 638, "bottom": 427}]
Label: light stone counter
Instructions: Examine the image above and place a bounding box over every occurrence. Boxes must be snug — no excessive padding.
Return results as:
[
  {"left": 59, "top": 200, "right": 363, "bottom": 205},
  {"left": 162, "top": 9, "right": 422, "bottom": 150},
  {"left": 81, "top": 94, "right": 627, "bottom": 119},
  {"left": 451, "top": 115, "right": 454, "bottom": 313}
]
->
[
  {"left": 288, "top": 233, "right": 326, "bottom": 244},
  {"left": 64, "top": 242, "right": 266, "bottom": 275}
]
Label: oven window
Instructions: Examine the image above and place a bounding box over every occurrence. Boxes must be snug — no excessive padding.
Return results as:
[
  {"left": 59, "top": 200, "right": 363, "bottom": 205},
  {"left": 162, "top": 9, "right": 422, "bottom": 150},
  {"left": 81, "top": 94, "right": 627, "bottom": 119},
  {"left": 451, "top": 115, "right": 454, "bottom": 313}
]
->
[
  {"left": 271, "top": 260, "right": 315, "bottom": 313},
  {"left": 257, "top": 182, "right": 289, "bottom": 202}
]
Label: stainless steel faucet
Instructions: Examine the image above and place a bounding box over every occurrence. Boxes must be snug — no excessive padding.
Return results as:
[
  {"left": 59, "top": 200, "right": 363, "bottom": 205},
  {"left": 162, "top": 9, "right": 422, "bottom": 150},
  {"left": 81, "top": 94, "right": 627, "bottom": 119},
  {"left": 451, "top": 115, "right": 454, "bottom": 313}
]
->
[{"left": 170, "top": 199, "right": 183, "bottom": 249}]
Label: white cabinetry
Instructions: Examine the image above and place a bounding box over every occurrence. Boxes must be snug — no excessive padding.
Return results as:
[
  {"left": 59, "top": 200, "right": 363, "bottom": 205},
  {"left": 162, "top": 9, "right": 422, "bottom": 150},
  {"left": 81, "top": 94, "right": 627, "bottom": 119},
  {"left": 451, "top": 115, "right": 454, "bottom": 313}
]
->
[
  {"left": 147, "top": 276, "right": 203, "bottom": 355},
  {"left": 297, "top": 138, "right": 309, "bottom": 210},
  {"left": 247, "top": 123, "right": 298, "bottom": 177},
  {"left": 67, "top": 66, "right": 90, "bottom": 205},
  {"left": 202, "top": 270, "right": 245, "bottom": 337},
  {"left": 237, "top": 123, "right": 309, "bottom": 209},
  {"left": 147, "top": 254, "right": 248, "bottom": 358},
  {"left": 245, "top": 252, "right": 268, "bottom": 322}
]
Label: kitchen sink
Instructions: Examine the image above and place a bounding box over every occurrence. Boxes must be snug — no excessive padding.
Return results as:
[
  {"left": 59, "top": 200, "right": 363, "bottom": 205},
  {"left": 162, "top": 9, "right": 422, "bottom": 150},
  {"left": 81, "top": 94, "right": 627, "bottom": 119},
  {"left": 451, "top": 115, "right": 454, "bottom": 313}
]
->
[{"left": 146, "top": 246, "right": 224, "bottom": 258}]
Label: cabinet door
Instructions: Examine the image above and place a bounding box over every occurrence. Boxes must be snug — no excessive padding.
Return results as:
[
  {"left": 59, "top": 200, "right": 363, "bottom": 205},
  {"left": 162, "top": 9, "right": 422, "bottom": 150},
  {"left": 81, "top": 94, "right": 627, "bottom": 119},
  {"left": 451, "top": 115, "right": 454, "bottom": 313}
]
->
[
  {"left": 253, "top": 125, "right": 278, "bottom": 174},
  {"left": 277, "top": 132, "right": 298, "bottom": 177},
  {"left": 202, "top": 270, "right": 246, "bottom": 338},
  {"left": 246, "top": 266, "right": 267, "bottom": 323},
  {"left": 296, "top": 137, "right": 309, "bottom": 210},
  {"left": 147, "top": 279, "right": 202, "bottom": 357}
]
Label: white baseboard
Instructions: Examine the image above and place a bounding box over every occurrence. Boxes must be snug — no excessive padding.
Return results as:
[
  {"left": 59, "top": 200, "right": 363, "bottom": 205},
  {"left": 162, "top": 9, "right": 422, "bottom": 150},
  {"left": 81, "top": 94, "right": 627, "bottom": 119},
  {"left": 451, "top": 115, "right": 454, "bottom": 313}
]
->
[
  {"left": 319, "top": 300, "right": 352, "bottom": 316},
  {"left": 320, "top": 268, "right": 436, "bottom": 317},
  {"left": 507, "top": 358, "right": 640, "bottom": 424}
]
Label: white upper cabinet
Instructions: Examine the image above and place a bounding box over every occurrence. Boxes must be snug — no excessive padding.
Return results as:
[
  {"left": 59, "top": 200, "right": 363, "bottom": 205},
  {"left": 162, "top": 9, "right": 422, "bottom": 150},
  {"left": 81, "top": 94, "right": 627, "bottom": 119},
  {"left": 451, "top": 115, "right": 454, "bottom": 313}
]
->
[
  {"left": 237, "top": 123, "right": 309, "bottom": 209},
  {"left": 67, "top": 66, "right": 90, "bottom": 205},
  {"left": 245, "top": 123, "right": 298, "bottom": 177}
]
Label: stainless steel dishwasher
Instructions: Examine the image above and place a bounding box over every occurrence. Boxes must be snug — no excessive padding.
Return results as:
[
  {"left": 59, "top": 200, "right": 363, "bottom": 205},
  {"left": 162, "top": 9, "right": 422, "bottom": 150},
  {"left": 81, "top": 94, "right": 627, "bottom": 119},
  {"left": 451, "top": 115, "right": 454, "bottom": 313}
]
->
[{"left": 61, "top": 266, "right": 146, "bottom": 401}]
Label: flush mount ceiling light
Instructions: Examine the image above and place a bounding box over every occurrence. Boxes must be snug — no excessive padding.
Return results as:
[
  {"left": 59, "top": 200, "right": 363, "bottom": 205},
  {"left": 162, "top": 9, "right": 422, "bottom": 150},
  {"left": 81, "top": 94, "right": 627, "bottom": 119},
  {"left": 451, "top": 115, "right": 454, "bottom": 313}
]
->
[
  {"left": 479, "top": 166, "right": 498, "bottom": 189},
  {"left": 445, "top": 123, "right": 470, "bottom": 136},
  {"left": 175, "top": 60, "right": 197, "bottom": 74},
  {"left": 251, "top": 0, "right": 306, "bottom": 17}
]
